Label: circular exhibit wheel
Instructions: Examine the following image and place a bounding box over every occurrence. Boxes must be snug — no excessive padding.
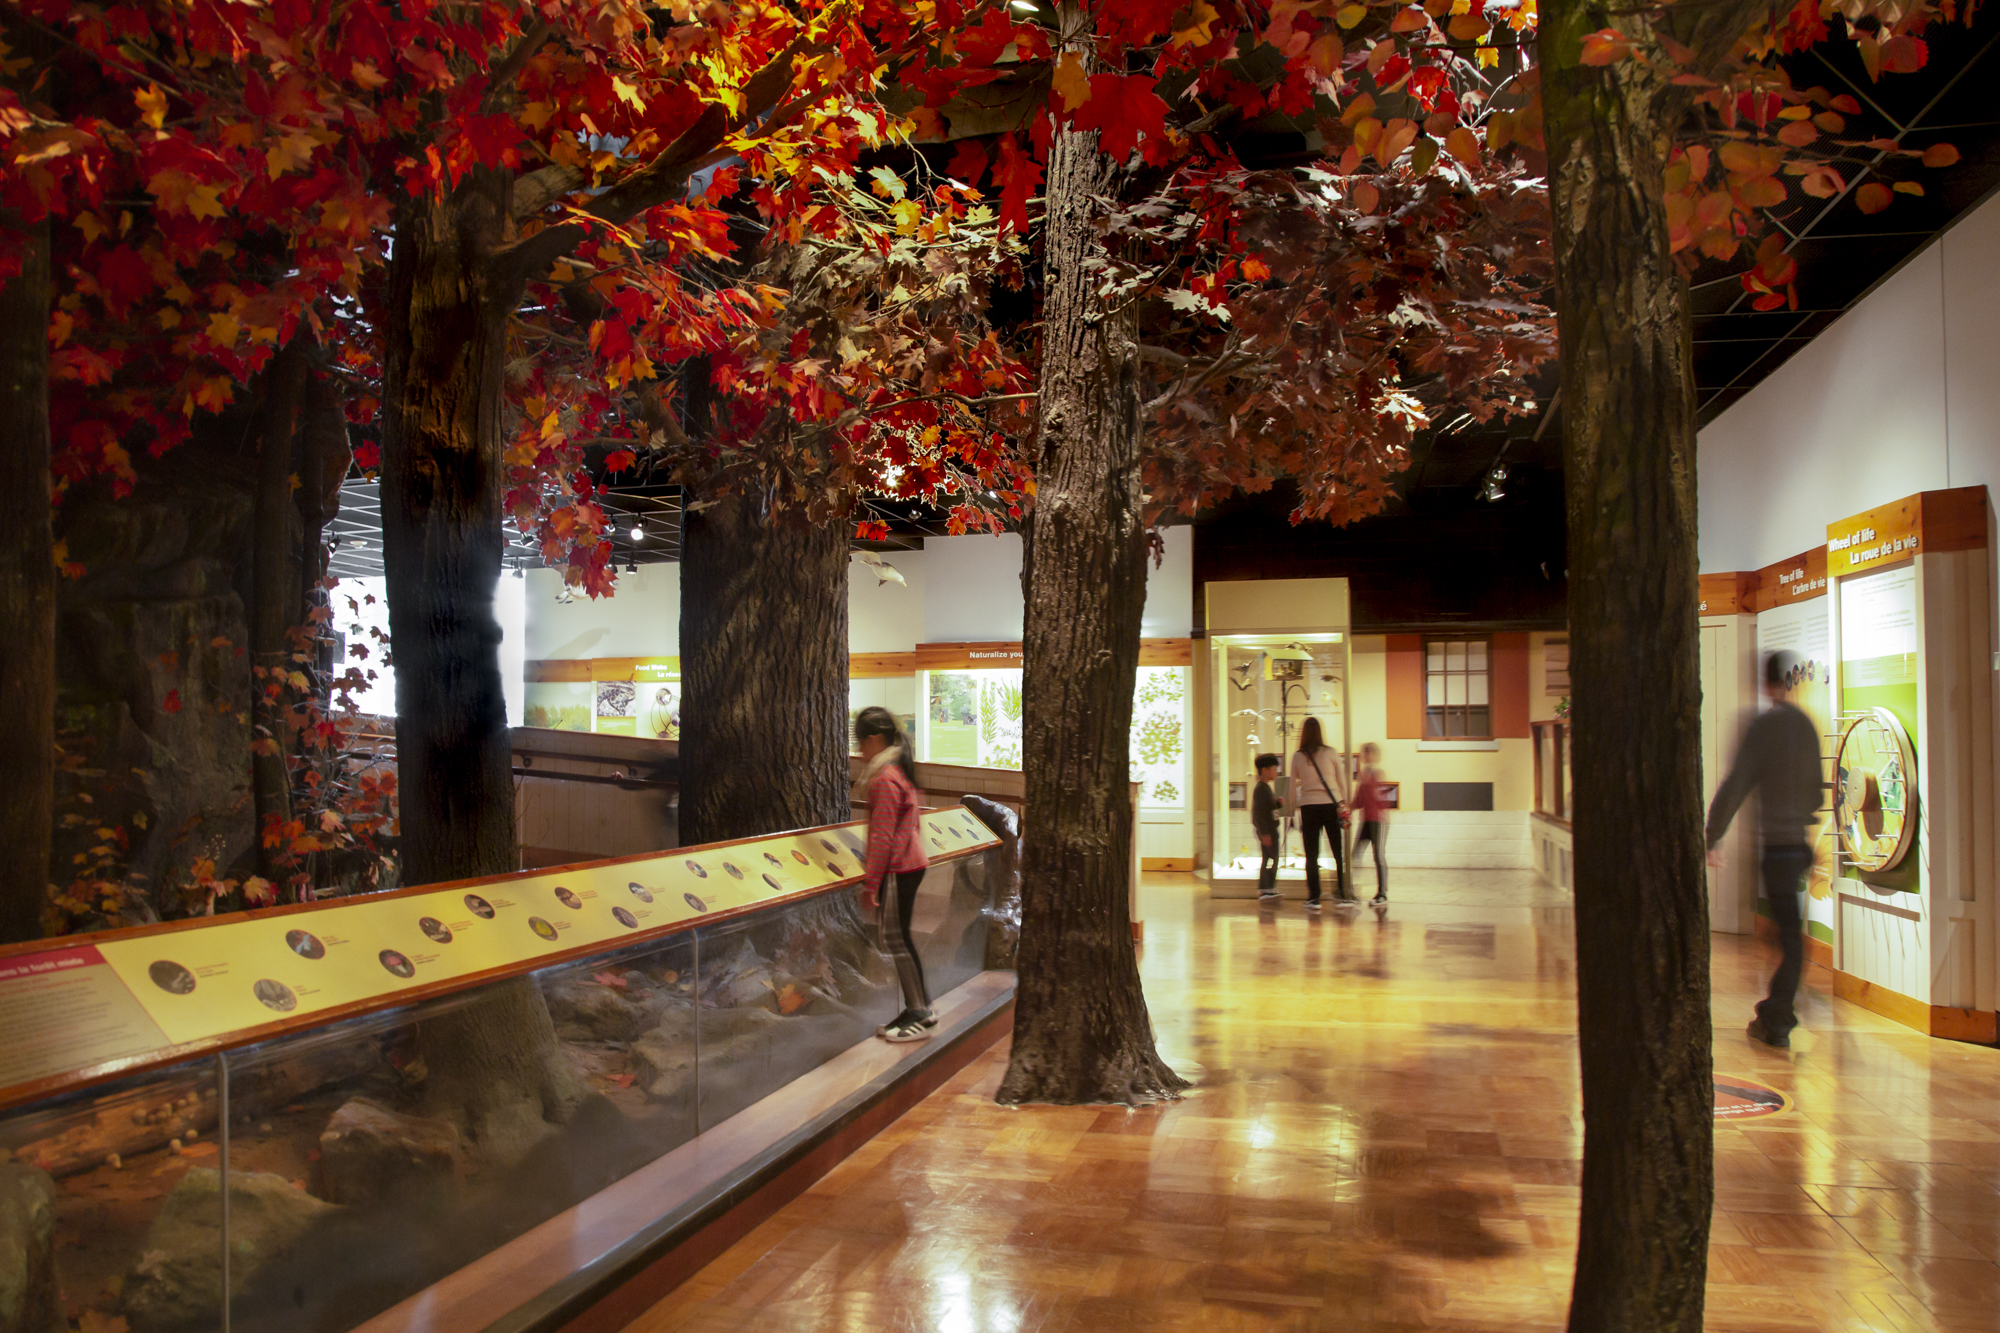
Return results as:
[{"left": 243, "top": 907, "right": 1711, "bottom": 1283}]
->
[{"left": 1834, "top": 707, "right": 1917, "bottom": 873}]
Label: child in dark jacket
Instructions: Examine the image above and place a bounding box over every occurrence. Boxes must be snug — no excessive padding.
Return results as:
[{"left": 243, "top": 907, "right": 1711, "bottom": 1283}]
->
[{"left": 1252, "top": 754, "right": 1282, "bottom": 900}]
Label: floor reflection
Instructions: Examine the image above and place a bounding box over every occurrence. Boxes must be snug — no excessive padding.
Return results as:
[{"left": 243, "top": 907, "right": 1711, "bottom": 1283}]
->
[{"left": 631, "top": 869, "right": 2000, "bottom": 1332}]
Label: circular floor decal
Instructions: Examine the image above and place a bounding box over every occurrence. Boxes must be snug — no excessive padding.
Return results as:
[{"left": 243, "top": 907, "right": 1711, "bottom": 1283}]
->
[{"left": 1714, "top": 1074, "right": 1791, "bottom": 1120}]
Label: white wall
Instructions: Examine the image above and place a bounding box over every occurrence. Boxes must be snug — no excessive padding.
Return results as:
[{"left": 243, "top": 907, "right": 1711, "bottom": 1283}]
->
[
  {"left": 1698, "top": 188, "right": 2000, "bottom": 572},
  {"left": 523, "top": 564, "right": 679, "bottom": 661},
  {"left": 849, "top": 550, "right": 926, "bottom": 652},
  {"left": 517, "top": 524, "right": 1196, "bottom": 666},
  {"left": 923, "top": 534, "right": 1025, "bottom": 641}
]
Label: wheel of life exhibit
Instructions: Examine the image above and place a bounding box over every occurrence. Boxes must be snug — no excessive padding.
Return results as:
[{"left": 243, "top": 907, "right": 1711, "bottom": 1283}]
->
[{"left": 1834, "top": 707, "right": 1917, "bottom": 874}]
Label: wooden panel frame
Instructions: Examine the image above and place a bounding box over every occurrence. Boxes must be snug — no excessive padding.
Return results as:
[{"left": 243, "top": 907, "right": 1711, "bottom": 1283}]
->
[
  {"left": 1698, "top": 572, "right": 1757, "bottom": 617},
  {"left": 848, "top": 652, "right": 918, "bottom": 679},
  {"left": 1751, "top": 545, "right": 1829, "bottom": 613},
  {"left": 1827, "top": 485, "right": 1988, "bottom": 577}
]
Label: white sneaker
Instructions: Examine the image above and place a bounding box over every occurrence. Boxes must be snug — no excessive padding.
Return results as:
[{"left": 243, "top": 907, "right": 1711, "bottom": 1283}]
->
[{"left": 880, "top": 1015, "right": 935, "bottom": 1043}]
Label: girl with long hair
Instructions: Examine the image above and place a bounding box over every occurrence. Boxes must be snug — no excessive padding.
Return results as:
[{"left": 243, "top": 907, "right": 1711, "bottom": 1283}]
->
[
  {"left": 1288, "top": 715, "right": 1351, "bottom": 909},
  {"left": 854, "top": 706, "right": 933, "bottom": 1042}
]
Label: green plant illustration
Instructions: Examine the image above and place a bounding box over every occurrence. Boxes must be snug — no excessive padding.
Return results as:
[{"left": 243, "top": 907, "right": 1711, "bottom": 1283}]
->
[
  {"left": 1135, "top": 710, "right": 1182, "bottom": 766},
  {"left": 990, "top": 740, "right": 1022, "bottom": 770},
  {"left": 1152, "top": 778, "right": 1179, "bottom": 803},
  {"left": 1000, "top": 680, "right": 1023, "bottom": 722},
  {"left": 1135, "top": 668, "right": 1183, "bottom": 711},
  {"left": 980, "top": 683, "right": 1000, "bottom": 746}
]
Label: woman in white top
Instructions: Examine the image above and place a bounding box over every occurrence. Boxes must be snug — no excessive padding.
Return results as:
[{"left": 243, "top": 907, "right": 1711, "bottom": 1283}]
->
[{"left": 1288, "top": 716, "right": 1350, "bottom": 909}]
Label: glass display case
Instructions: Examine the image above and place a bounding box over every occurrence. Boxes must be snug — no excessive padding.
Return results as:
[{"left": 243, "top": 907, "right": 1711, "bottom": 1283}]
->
[
  {"left": 1203, "top": 577, "right": 1353, "bottom": 888},
  {"left": 0, "top": 810, "right": 1001, "bottom": 1333}
]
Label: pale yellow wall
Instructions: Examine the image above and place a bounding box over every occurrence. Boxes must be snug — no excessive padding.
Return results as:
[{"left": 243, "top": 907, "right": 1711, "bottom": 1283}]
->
[{"left": 1351, "top": 634, "right": 1534, "bottom": 811}]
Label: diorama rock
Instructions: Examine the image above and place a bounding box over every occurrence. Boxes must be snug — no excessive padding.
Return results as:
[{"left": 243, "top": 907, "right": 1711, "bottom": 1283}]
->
[
  {"left": 122, "top": 1167, "right": 337, "bottom": 1331},
  {"left": 542, "top": 977, "right": 672, "bottom": 1044},
  {"left": 628, "top": 1024, "right": 696, "bottom": 1103},
  {"left": 0, "top": 1164, "right": 62, "bottom": 1333},
  {"left": 317, "top": 1098, "right": 462, "bottom": 1206}
]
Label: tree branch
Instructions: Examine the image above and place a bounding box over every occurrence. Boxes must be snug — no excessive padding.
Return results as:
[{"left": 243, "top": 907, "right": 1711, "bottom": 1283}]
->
[
  {"left": 481, "top": 23, "right": 555, "bottom": 114},
  {"left": 490, "top": 28, "right": 824, "bottom": 285}
]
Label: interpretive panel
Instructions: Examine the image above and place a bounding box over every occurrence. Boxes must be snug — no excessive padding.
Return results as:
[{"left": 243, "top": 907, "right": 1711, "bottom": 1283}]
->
[
  {"left": 0, "top": 808, "right": 998, "bottom": 1099},
  {"left": 1838, "top": 565, "right": 1920, "bottom": 892},
  {"left": 0, "top": 946, "right": 171, "bottom": 1088}
]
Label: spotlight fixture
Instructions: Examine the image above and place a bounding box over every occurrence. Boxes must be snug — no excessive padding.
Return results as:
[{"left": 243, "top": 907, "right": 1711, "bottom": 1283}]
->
[
  {"left": 630, "top": 525, "right": 644, "bottom": 542},
  {"left": 1479, "top": 462, "right": 1509, "bottom": 502},
  {"left": 625, "top": 560, "right": 638, "bottom": 574}
]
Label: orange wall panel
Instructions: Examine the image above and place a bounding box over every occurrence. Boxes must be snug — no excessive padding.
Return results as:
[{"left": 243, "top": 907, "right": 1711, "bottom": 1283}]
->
[
  {"left": 1386, "top": 634, "right": 1423, "bottom": 739},
  {"left": 1492, "top": 631, "right": 1529, "bottom": 738}
]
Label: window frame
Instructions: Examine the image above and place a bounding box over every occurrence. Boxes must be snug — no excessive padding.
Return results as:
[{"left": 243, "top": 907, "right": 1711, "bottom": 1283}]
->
[{"left": 1422, "top": 635, "right": 1495, "bottom": 740}]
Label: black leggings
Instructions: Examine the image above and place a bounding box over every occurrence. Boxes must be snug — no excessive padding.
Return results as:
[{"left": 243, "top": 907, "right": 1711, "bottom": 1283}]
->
[
  {"left": 1299, "top": 804, "right": 1347, "bottom": 902},
  {"left": 877, "top": 868, "right": 931, "bottom": 1015},
  {"left": 1353, "top": 820, "right": 1387, "bottom": 897}
]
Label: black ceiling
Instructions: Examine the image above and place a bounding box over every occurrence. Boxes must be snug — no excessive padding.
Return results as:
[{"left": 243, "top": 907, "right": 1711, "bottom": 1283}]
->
[{"left": 1687, "top": 5, "right": 2000, "bottom": 423}]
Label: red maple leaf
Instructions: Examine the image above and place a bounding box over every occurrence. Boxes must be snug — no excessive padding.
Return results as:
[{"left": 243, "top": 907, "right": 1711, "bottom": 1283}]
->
[
  {"left": 161, "top": 689, "right": 182, "bottom": 714},
  {"left": 1072, "top": 75, "right": 1170, "bottom": 162},
  {"left": 994, "top": 134, "right": 1042, "bottom": 236}
]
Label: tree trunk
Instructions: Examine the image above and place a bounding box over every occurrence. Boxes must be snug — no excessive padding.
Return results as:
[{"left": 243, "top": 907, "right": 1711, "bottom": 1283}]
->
[
  {"left": 678, "top": 485, "right": 853, "bottom": 846},
  {"left": 1540, "top": 3, "right": 1763, "bottom": 1327},
  {"left": 380, "top": 180, "right": 518, "bottom": 888},
  {"left": 0, "top": 215, "right": 52, "bottom": 944},
  {"left": 381, "top": 175, "right": 586, "bottom": 1156},
  {"left": 251, "top": 343, "right": 306, "bottom": 880},
  {"left": 996, "top": 101, "right": 1184, "bottom": 1106}
]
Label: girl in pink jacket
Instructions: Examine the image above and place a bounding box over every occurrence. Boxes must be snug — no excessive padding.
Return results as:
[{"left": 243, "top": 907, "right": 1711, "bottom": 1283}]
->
[{"left": 855, "top": 707, "right": 933, "bottom": 1043}]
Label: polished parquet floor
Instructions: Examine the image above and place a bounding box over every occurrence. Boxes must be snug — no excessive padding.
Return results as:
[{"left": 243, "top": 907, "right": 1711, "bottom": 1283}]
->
[{"left": 629, "top": 868, "right": 2000, "bottom": 1332}]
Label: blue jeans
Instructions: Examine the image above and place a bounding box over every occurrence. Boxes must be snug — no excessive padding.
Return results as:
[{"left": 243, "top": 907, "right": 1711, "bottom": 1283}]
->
[{"left": 1759, "top": 845, "right": 1813, "bottom": 1037}]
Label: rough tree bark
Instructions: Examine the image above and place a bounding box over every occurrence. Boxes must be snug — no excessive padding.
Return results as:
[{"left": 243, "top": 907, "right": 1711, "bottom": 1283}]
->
[
  {"left": 380, "top": 175, "right": 585, "bottom": 1158},
  {"left": 0, "top": 215, "right": 52, "bottom": 944},
  {"left": 996, "top": 48, "right": 1184, "bottom": 1105},
  {"left": 1539, "top": 1, "right": 1764, "bottom": 1327},
  {"left": 251, "top": 343, "right": 306, "bottom": 879},
  {"left": 678, "top": 491, "right": 854, "bottom": 846}
]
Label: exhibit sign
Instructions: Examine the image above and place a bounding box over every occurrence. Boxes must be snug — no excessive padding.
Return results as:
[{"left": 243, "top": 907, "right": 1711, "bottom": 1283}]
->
[
  {"left": 592, "top": 657, "right": 679, "bottom": 738},
  {"left": 1838, "top": 564, "right": 1920, "bottom": 891},
  {"left": 1756, "top": 593, "right": 1835, "bottom": 943},
  {"left": 0, "top": 809, "right": 1000, "bottom": 1100},
  {"left": 1826, "top": 487, "right": 1985, "bottom": 576}
]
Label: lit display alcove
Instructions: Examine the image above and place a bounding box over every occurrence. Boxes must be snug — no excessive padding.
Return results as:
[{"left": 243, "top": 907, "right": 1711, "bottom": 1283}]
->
[{"left": 1204, "top": 578, "right": 1352, "bottom": 893}]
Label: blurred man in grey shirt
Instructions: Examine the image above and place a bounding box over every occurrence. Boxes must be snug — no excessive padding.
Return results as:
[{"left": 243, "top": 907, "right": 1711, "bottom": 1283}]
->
[{"left": 1706, "top": 650, "right": 1825, "bottom": 1049}]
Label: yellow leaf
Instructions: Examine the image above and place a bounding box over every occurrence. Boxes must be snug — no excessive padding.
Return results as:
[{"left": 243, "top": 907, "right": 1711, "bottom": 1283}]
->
[
  {"left": 612, "top": 77, "right": 646, "bottom": 111},
  {"left": 187, "top": 184, "right": 227, "bottom": 221},
  {"left": 135, "top": 84, "right": 167, "bottom": 131},
  {"left": 1307, "top": 32, "right": 1345, "bottom": 77},
  {"left": 891, "top": 199, "right": 921, "bottom": 234},
  {"left": 206, "top": 311, "right": 240, "bottom": 347},
  {"left": 1893, "top": 180, "right": 1924, "bottom": 196},
  {"left": 266, "top": 132, "right": 315, "bottom": 179},
  {"left": 1051, "top": 52, "right": 1091, "bottom": 112},
  {"left": 1170, "top": 0, "right": 1220, "bottom": 49},
  {"left": 1337, "top": 4, "right": 1367, "bottom": 29},
  {"left": 350, "top": 60, "right": 388, "bottom": 90}
]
